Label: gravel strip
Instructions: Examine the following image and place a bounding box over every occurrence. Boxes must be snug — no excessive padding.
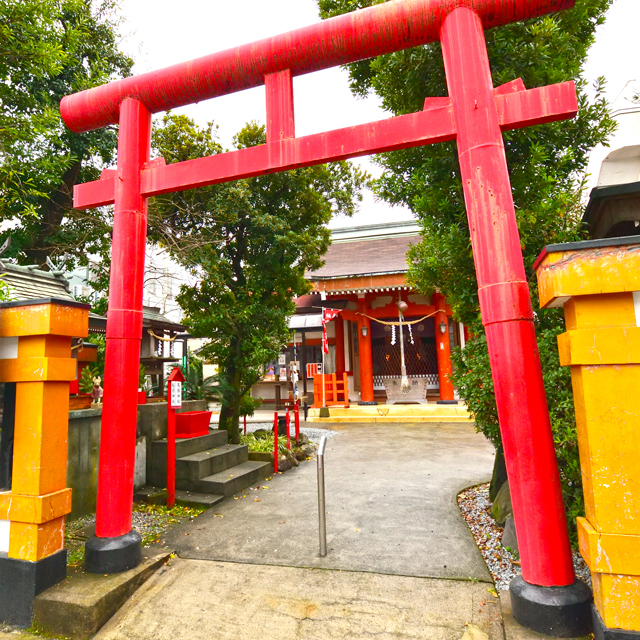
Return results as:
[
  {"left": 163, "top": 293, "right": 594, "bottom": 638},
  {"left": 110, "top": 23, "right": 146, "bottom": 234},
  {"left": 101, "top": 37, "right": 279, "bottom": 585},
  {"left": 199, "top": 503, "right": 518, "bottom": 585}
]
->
[
  {"left": 458, "top": 483, "right": 591, "bottom": 591},
  {"left": 243, "top": 422, "right": 337, "bottom": 445},
  {"left": 65, "top": 504, "right": 203, "bottom": 566}
]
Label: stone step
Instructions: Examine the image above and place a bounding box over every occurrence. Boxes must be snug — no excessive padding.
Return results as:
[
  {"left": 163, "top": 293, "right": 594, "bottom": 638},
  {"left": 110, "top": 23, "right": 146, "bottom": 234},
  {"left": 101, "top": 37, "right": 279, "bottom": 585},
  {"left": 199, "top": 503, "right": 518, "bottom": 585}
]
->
[
  {"left": 175, "top": 490, "right": 224, "bottom": 509},
  {"left": 148, "top": 430, "right": 229, "bottom": 488},
  {"left": 197, "top": 460, "right": 272, "bottom": 497},
  {"left": 308, "top": 405, "right": 469, "bottom": 417},
  {"left": 176, "top": 444, "right": 248, "bottom": 490}
]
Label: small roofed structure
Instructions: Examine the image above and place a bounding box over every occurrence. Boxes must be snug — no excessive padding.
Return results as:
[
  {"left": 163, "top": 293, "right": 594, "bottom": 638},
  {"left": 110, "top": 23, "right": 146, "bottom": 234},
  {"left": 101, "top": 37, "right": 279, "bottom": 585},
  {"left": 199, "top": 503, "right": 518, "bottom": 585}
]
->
[
  {"left": 140, "top": 305, "right": 187, "bottom": 395},
  {"left": 253, "top": 222, "right": 466, "bottom": 409},
  {"left": 584, "top": 109, "right": 640, "bottom": 239},
  {"left": 0, "top": 250, "right": 188, "bottom": 399}
]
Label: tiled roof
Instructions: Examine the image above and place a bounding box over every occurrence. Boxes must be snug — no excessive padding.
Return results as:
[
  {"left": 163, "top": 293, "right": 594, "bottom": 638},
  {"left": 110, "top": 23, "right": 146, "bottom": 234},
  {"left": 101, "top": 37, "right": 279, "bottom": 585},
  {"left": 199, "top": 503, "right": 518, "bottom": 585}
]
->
[
  {"left": 142, "top": 306, "right": 185, "bottom": 331},
  {"left": 308, "top": 235, "right": 420, "bottom": 280},
  {"left": 1, "top": 262, "right": 73, "bottom": 301}
]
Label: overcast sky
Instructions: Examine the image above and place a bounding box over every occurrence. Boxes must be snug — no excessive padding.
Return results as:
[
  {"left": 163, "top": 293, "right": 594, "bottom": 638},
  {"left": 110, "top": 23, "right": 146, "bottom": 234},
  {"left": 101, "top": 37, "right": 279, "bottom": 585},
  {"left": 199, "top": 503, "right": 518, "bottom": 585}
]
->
[{"left": 119, "top": 0, "right": 637, "bottom": 228}]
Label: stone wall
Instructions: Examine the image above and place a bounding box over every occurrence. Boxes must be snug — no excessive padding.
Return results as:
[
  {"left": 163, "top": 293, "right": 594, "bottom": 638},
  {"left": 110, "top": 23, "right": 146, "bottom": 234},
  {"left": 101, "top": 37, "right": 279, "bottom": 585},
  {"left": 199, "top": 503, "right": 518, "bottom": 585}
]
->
[
  {"left": 66, "top": 400, "right": 208, "bottom": 520},
  {"left": 67, "top": 408, "right": 101, "bottom": 520}
]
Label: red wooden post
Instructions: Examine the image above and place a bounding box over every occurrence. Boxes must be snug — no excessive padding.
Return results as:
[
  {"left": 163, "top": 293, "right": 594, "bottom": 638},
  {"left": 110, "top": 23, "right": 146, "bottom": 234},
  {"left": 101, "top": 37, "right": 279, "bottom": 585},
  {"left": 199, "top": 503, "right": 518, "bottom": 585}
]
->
[
  {"left": 244, "top": 414, "right": 247, "bottom": 435},
  {"left": 273, "top": 411, "right": 279, "bottom": 474},
  {"left": 334, "top": 317, "right": 346, "bottom": 374},
  {"left": 440, "top": 7, "right": 574, "bottom": 587},
  {"left": 356, "top": 299, "right": 375, "bottom": 404},
  {"left": 295, "top": 400, "right": 300, "bottom": 445},
  {"left": 434, "top": 293, "right": 455, "bottom": 402},
  {"left": 166, "top": 403, "right": 176, "bottom": 509},
  {"left": 165, "top": 367, "right": 185, "bottom": 510},
  {"left": 87, "top": 98, "right": 151, "bottom": 574},
  {"left": 286, "top": 406, "right": 291, "bottom": 450}
]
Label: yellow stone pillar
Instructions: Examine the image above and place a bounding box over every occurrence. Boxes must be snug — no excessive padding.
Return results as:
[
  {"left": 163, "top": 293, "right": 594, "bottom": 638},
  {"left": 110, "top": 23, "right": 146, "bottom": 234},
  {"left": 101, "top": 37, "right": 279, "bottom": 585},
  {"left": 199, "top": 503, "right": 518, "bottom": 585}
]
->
[
  {"left": 535, "top": 237, "right": 640, "bottom": 639},
  {"left": 0, "top": 298, "right": 89, "bottom": 627}
]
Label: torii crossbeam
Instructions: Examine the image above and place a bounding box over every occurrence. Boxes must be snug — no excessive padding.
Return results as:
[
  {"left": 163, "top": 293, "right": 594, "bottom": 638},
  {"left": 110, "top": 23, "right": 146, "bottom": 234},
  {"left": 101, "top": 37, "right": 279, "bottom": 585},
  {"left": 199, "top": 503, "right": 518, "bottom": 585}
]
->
[{"left": 61, "top": 0, "right": 592, "bottom": 632}]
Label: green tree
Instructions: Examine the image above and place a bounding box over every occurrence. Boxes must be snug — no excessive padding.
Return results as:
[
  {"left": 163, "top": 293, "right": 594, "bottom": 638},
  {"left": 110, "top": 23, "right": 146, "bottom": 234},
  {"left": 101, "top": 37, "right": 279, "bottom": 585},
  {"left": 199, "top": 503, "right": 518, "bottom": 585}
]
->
[
  {"left": 315, "top": 0, "right": 615, "bottom": 538},
  {"left": 149, "top": 115, "right": 367, "bottom": 443},
  {"left": 0, "top": 0, "right": 132, "bottom": 268}
]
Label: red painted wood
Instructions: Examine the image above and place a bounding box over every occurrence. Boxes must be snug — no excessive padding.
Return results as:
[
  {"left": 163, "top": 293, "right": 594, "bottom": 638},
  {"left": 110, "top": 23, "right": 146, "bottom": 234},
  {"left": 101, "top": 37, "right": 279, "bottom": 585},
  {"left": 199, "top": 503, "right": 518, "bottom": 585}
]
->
[
  {"left": 73, "top": 83, "right": 577, "bottom": 210},
  {"left": 167, "top": 395, "right": 176, "bottom": 509},
  {"left": 356, "top": 299, "right": 374, "bottom": 403},
  {"left": 440, "top": 7, "right": 574, "bottom": 586},
  {"left": 334, "top": 317, "right": 346, "bottom": 375},
  {"left": 60, "top": 0, "right": 574, "bottom": 134},
  {"left": 433, "top": 293, "right": 455, "bottom": 401},
  {"left": 265, "top": 69, "right": 295, "bottom": 144},
  {"left": 95, "top": 98, "right": 151, "bottom": 539},
  {"left": 274, "top": 412, "right": 279, "bottom": 474}
]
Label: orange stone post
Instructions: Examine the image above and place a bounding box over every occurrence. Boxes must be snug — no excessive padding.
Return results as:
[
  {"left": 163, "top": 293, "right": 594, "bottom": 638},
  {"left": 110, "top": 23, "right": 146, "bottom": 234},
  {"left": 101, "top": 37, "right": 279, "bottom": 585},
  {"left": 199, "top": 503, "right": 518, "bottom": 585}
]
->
[
  {"left": 434, "top": 293, "right": 455, "bottom": 403},
  {"left": 0, "top": 298, "right": 89, "bottom": 627},
  {"left": 356, "top": 298, "right": 375, "bottom": 405}
]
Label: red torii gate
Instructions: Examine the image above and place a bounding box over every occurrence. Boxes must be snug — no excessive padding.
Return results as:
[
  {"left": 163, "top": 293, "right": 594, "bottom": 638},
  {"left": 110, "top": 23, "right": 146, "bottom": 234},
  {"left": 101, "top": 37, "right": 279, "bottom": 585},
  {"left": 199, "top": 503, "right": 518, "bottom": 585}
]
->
[{"left": 61, "top": 0, "right": 591, "bottom": 633}]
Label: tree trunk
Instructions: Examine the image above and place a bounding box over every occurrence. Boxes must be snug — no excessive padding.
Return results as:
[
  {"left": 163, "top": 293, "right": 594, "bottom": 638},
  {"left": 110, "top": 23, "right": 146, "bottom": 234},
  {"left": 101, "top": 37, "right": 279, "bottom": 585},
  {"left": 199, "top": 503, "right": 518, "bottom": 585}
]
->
[{"left": 218, "top": 399, "right": 241, "bottom": 444}]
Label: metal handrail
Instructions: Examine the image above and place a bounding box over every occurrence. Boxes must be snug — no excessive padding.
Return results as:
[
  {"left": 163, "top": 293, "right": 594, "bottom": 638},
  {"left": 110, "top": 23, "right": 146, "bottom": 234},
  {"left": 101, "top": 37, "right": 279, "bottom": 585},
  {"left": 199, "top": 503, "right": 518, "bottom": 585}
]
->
[{"left": 317, "top": 436, "right": 328, "bottom": 557}]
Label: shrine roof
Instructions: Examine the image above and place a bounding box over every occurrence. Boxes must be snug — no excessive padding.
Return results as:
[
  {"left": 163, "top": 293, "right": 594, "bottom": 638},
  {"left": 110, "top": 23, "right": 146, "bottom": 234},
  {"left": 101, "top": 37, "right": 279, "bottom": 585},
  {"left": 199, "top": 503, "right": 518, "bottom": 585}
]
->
[
  {"left": 0, "top": 261, "right": 73, "bottom": 301},
  {"left": 308, "top": 234, "right": 420, "bottom": 280}
]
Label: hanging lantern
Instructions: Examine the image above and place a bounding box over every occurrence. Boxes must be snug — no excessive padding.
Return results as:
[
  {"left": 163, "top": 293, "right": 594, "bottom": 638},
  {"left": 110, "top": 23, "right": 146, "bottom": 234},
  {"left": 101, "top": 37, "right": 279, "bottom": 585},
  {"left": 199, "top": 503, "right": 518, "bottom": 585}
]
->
[{"left": 439, "top": 321, "right": 447, "bottom": 334}]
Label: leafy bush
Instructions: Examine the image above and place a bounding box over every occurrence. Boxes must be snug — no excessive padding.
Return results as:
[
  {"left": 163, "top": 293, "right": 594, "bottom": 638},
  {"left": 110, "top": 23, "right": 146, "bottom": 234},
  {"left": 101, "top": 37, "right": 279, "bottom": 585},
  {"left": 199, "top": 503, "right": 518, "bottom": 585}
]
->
[
  {"left": 240, "top": 432, "right": 288, "bottom": 455},
  {"left": 79, "top": 365, "right": 97, "bottom": 395}
]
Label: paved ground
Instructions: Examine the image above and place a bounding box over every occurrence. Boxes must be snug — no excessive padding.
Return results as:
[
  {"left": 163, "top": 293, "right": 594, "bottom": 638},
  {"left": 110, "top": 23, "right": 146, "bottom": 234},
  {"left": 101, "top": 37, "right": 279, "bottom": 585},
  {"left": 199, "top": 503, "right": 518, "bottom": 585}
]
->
[
  {"left": 93, "top": 422, "right": 497, "bottom": 639},
  {"left": 162, "top": 422, "right": 495, "bottom": 581}
]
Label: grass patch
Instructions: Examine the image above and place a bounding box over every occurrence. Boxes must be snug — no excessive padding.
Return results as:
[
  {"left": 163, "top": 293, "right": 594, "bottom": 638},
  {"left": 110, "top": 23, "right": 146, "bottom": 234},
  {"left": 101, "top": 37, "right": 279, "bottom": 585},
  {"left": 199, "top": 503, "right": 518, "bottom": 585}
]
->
[{"left": 240, "top": 432, "right": 289, "bottom": 454}]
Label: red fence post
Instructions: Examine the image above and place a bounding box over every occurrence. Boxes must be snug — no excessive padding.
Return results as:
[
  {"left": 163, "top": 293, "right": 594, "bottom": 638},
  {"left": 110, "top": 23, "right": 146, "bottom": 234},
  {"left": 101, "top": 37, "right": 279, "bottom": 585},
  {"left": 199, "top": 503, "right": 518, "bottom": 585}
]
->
[
  {"left": 273, "top": 411, "right": 279, "bottom": 475},
  {"left": 295, "top": 401, "right": 300, "bottom": 445},
  {"left": 440, "top": 7, "right": 574, "bottom": 588},
  {"left": 86, "top": 98, "right": 151, "bottom": 574},
  {"left": 286, "top": 406, "right": 291, "bottom": 450},
  {"left": 167, "top": 392, "right": 176, "bottom": 509},
  {"left": 244, "top": 414, "right": 247, "bottom": 435}
]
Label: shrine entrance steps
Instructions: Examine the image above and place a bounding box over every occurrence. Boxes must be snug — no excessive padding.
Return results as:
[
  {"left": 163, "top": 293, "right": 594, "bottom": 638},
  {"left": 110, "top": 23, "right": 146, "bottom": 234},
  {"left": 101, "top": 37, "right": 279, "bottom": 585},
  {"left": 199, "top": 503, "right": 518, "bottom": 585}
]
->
[
  {"left": 306, "top": 402, "right": 472, "bottom": 423},
  {"left": 144, "top": 429, "right": 271, "bottom": 508}
]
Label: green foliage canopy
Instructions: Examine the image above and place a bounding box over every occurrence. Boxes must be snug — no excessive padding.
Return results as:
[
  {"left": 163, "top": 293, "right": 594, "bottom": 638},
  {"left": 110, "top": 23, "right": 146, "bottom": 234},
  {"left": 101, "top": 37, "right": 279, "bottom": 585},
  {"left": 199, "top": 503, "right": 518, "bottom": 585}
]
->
[
  {"left": 149, "top": 114, "right": 367, "bottom": 443},
  {"left": 0, "top": 0, "right": 132, "bottom": 268}
]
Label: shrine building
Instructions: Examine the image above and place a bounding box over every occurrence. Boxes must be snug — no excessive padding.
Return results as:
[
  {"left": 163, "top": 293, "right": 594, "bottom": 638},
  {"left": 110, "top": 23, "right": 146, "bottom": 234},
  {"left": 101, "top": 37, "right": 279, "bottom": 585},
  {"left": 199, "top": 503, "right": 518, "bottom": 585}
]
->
[{"left": 254, "top": 221, "right": 467, "bottom": 408}]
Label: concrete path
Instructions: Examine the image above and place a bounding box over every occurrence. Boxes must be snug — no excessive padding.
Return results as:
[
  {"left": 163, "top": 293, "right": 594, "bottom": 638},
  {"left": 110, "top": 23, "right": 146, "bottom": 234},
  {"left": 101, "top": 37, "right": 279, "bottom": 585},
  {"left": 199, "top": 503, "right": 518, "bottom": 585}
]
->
[
  {"left": 97, "top": 422, "right": 497, "bottom": 639},
  {"left": 96, "top": 559, "right": 504, "bottom": 640},
  {"left": 163, "top": 422, "right": 495, "bottom": 581}
]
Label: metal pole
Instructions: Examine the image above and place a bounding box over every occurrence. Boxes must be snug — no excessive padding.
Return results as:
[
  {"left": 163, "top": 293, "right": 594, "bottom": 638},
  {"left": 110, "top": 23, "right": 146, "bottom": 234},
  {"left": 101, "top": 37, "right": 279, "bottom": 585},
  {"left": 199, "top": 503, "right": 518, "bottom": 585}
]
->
[{"left": 317, "top": 435, "right": 327, "bottom": 557}]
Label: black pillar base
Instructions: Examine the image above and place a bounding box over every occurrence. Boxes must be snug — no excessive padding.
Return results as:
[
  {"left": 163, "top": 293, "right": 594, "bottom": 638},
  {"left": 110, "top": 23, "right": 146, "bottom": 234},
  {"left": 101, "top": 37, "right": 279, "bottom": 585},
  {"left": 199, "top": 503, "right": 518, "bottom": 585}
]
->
[
  {"left": 85, "top": 530, "right": 142, "bottom": 574},
  {"left": 437, "top": 400, "right": 459, "bottom": 405},
  {"left": 0, "top": 550, "right": 67, "bottom": 627},
  {"left": 593, "top": 603, "right": 640, "bottom": 640},
  {"left": 510, "top": 575, "right": 593, "bottom": 637},
  {"left": 358, "top": 401, "right": 378, "bottom": 406}
]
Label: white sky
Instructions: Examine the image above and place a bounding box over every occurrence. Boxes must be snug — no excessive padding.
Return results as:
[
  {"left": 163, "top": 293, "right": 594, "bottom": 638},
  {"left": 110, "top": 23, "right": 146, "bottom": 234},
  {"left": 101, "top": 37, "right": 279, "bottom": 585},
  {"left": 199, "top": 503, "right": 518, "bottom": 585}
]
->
[{"left": 119, "top": 0, "right": 639, "bottom": 227}]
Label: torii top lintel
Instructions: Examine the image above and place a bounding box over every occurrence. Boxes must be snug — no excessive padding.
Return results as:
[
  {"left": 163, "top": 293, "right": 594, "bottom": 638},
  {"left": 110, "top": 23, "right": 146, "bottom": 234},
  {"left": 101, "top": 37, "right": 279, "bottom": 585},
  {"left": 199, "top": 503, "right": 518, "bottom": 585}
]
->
[{"left": 61, "top": 0, "right": 574, "bottom": 134}]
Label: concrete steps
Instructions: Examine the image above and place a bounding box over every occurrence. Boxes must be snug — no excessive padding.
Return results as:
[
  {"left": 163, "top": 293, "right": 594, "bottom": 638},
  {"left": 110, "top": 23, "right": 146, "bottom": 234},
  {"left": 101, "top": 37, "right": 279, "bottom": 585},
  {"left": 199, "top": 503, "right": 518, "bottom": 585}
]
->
[
  {"left": 176, "top": 444, "right": 248, "bottom": 490},
  {"left": 306, "top": 403, "right": 472, "bottom": 423},
  {"left": 197, "top": 460, "right": 272, "bottom": 497},
  {"left": 146, "top": 429, "right": 269, "bottom": 503}
]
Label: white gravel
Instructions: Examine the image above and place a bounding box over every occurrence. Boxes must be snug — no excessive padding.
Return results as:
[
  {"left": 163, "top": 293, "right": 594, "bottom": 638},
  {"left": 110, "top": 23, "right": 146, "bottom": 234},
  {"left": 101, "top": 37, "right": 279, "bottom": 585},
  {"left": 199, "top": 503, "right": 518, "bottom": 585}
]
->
[
  {"left": 458, "top": 483, "right": 591, "bottom": 591},
  {"left": 244, "top": 422, "right": 337, "bottom": 445}
]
